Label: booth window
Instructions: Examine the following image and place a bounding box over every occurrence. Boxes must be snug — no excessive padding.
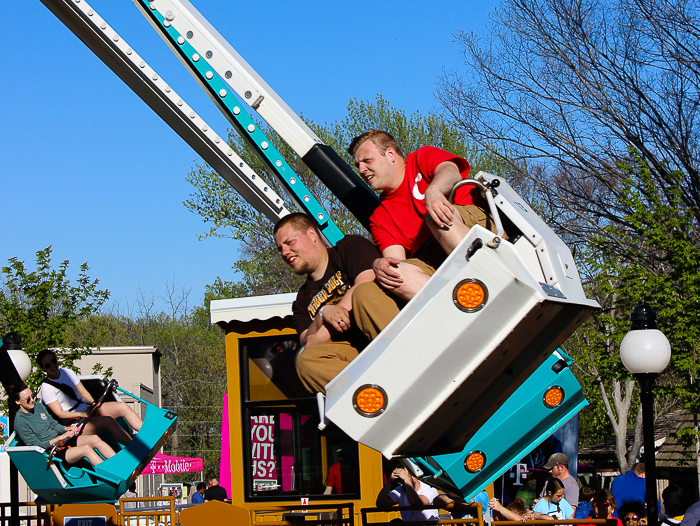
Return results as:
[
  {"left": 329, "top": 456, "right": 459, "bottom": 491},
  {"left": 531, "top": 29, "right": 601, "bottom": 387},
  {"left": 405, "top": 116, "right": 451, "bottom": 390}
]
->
[{"left": 239, "top": 335, "right": 360, "bottom": 501}]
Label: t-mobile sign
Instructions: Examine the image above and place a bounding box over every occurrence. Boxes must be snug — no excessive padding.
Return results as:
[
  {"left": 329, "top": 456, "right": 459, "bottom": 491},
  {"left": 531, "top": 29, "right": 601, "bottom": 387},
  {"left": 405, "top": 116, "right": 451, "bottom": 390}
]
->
[{"left": 251, "top": 415, "right": 277, "bottom": 491}]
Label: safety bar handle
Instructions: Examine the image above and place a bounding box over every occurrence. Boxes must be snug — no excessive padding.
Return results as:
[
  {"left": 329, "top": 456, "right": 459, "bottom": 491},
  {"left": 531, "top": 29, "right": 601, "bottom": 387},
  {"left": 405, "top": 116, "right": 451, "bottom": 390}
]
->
[{"left": 449, "top": 179, "right": 505, "bottom": 241}]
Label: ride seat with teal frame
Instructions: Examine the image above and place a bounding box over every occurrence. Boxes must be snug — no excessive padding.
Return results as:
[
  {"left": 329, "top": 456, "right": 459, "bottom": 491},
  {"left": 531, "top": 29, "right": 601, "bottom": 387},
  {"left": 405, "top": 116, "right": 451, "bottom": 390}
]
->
[{"left": 4, "top": 384, "right": 177, "bottom": 504}]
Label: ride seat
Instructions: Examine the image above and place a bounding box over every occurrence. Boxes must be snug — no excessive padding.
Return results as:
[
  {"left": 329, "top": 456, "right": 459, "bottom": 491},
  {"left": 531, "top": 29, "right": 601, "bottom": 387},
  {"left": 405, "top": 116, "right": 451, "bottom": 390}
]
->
[
  {"left": 323, "top": 172, "right": 600, "bottom": 458},
  {"left": 4, "top": 432, "right": 71, "bottom": 491}
]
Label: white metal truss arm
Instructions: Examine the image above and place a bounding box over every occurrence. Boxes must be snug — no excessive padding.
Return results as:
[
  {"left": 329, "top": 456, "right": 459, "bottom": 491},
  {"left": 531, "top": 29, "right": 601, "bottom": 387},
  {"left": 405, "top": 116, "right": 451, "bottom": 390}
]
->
[
  {"left": 141, "top": 0, "right": 321, "bottom": 157},
  {"left": 39, "top": 0, "right": 288, "bottom": 223},
  {"left": 133, "top": 0, "right": 380, "bottom": 232}
]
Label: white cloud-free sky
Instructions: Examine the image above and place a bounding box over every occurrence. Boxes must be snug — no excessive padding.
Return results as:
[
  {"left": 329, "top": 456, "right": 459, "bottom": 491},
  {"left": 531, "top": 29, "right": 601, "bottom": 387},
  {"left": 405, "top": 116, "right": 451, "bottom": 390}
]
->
[{"left": 1, "top": 0, "right": 496, "bottom": 312}]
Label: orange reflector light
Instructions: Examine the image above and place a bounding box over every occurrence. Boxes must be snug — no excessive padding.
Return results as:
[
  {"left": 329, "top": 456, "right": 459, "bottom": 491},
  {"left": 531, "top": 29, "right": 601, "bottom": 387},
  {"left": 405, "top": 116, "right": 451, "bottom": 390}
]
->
[
  {"left": 464, "top": 451, "right": 486, "bottom": 473},
  {"left": 353, "top": 385, "right": 387, "bottom": 417},
  {"left": 453, "top": 279, "right": 488, "bottom": 312},
  {"left": 543, "top": 386, "right": 565, "bottom": 408}
]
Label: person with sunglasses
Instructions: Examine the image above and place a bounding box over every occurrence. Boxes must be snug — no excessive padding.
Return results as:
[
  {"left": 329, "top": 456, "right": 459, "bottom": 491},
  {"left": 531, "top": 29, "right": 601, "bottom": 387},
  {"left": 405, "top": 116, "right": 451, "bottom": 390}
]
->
[
  {"left": 37, "top": 350, "right": 142, "bottom": 436},
  {"left": 532, "top": 479, "right": 576, "bottom": 520},
  {"left": 619, "top": 501, "right": 646, "bottom": 526},
  {"left": 9, "top": 383, "right": 116, "bottom": 466}
]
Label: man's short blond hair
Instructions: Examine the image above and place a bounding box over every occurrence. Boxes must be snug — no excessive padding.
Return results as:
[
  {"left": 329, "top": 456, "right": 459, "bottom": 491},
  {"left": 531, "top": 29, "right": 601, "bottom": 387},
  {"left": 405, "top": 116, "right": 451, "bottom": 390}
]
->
[
  {"left": 273, "top": 213, "right": 319, "bottom": 237},
  {"left": 347, "top": 129, "right": 405, "bottom": 159}
]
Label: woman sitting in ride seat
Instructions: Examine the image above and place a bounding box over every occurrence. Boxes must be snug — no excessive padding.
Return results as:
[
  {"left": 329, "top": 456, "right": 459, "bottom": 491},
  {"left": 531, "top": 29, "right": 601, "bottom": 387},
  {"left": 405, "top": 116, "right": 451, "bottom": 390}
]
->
[
  {"left": 10, "top": 383, "right": 116, "bottom": 466},
  {"left": 37, "top": 350, "right": 142, "bottom": 437}
]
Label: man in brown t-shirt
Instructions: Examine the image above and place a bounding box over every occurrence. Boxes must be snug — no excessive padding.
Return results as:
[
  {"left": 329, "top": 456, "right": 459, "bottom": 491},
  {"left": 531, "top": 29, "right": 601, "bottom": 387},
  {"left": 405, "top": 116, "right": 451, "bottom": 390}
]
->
[{"left": 274, "top": 213, "right": 380, "bottom": 394}]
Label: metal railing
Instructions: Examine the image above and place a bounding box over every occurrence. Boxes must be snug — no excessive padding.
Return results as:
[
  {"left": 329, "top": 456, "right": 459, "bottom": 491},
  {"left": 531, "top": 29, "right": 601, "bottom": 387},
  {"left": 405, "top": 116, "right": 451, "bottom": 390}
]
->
[
  {"left": 119, "top": 496, "right": 176, "bottom": 526},
  {"left": 493, "top": 522, "right": 614, "bottom": 526},
  {"left": 363, "top": 504, "right": 481, "bottom": 526},
  {"left": 362, "top": 505, "right": 616, "bottom": 526},
  {"left": 251, "top": 503, "right": 355, "bottom": 526},
  {"left": 0, "top": 502, "right": 52, "bottom": 526}
]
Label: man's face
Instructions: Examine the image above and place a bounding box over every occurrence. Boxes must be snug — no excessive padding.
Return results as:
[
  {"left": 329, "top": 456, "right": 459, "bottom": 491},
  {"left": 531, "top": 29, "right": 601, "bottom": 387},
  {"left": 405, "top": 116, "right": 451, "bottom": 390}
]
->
[
  {"left": 274, "top": 223, "right": 320, "bottom": 276},
  {"left": 549, "top": 464, "right": 565, "bottom": 479},
  {"left": 353, "top": 140, "right": 400, "bottom": 192}
]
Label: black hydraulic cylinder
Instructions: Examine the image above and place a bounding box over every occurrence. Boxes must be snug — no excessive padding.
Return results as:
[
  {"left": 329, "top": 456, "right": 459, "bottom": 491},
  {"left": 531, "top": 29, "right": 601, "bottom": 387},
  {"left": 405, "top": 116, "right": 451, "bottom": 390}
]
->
[{"left": 302, "top": 144, "right": 380, "bottom": 231}]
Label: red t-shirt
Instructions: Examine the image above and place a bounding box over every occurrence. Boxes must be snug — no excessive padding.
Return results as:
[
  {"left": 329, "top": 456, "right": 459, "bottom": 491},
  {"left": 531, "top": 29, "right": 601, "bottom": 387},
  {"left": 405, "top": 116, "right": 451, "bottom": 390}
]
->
[
  {"left": 325, "top": 462, "right": 342, "bottom": 494},
  {"left": 368, "top": 146, "right": 475, "bottom": 256}
]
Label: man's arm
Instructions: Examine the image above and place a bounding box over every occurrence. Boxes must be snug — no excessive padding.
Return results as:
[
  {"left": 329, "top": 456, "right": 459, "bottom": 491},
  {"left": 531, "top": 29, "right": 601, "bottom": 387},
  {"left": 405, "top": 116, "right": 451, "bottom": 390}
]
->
[
  {"left": 376, "top": 474, "right": 399, "bottom": 508},
  {"left": 396, "top": 471, "right": 430, "bottom": 506},
  {"left": 424, "top": 160, "right": 462, "bottom": 228},
  {"left": 301, "top": 269, "right": 376, "bottom": 349},
  {"left": 373, "top": 245, "right": 407, "bottom": 290},
  {"left": 563, "top": 476, "right": 578, "bottom": 514}
]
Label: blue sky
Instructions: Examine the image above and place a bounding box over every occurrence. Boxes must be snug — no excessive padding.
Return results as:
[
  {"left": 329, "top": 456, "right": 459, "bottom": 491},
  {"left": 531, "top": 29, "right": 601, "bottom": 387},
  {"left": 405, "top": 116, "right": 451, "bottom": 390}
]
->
[{"left": 1, "top": 0, "right": 496, "bottom": 313}]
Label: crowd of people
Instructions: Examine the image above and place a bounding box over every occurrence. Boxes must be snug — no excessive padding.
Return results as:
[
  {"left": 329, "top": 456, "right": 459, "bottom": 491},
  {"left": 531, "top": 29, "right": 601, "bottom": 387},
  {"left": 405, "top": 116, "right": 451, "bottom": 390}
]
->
[{"left": 374, "top": 453, "right": 699, "bottom": 526}]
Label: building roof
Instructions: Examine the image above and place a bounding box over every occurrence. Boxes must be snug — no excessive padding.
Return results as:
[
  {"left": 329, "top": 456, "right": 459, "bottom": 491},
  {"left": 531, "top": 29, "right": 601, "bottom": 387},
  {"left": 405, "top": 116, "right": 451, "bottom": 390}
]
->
[
  {"left": 210, "top": 293, "right": 296, "bottom": 324},
  {"left": 579, "top": 409, "right": 696, "bottom": 469},
  {"left": 90, "top": 346, "right": 161, "bottom": 357},
  {"left": 655, "top": 410, "right": 697, "bottom": 468}
]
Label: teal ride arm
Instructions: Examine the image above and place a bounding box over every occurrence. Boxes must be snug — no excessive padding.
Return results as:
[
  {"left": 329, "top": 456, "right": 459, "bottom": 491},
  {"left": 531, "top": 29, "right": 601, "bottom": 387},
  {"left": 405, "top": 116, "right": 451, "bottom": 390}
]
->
[
  {"left": 409, "top": 350, "right": 588, "bottom": 501},
  {"left": 132, "top": 0, "right": 344, "bottom": 245}
]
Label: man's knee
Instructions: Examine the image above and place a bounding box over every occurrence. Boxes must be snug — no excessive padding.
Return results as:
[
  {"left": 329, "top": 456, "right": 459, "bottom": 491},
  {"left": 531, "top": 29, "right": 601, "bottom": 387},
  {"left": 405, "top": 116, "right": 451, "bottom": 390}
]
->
[
  {"left": 295, "top": 343, "right": 359, "bottom": 394},
  {"left": 295, "top": 347, "right": 313, "bottom": 376},
  {"left": 352, "top": 282, "right": 402, "bottom": 340},
  {"left": 352, "top": 281, "right": 400, "bottom": 315},
  {"left": 352, "top": 282, "right": 381, "bottom": 310}
]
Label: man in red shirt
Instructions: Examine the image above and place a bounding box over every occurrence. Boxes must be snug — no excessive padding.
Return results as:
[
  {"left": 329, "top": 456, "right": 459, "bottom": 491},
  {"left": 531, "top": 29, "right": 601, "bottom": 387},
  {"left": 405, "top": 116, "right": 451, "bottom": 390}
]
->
[
  {"left": 347, "top": 130, "right": 496, "bottom": 338},
  {"left": 348, "top": 129, "right": 495, "bottom": 300}
]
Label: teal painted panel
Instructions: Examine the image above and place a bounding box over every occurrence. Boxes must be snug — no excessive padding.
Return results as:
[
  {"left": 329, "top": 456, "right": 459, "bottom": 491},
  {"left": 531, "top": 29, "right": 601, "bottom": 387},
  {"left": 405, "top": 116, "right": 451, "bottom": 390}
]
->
[{"left": 411, "top": 351, "right": 588, "bottom": 501}]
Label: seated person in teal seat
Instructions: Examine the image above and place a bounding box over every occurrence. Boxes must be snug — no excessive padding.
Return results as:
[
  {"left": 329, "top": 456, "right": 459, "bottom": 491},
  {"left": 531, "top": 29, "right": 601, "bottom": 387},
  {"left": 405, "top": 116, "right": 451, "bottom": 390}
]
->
[{"left": 10, "top": 382, "right": 116, "bottom": 466}]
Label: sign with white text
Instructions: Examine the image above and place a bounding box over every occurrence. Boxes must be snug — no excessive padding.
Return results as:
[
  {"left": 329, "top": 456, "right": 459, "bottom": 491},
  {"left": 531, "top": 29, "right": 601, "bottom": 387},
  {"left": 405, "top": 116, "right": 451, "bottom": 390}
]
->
[
  {"left": 251, "top": 415, "right": 278, "bottom": 491},
  {"left": 64, "top": 517, "right": 106, "bottom": 526}
]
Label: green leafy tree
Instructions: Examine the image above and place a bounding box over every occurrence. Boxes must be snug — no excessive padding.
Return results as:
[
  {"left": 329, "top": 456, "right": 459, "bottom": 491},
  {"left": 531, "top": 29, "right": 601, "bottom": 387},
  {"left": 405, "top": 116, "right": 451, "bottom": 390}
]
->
[
  {"left": 439, "top": 0, "right": 699, "bottom": 477},
  {"left": 0, "top": 246, "right": 110, "bottom": 389},
  {"left": 185, "top": 95, "right": 508, "bottom": 296},
  {"left": 568, "top": 155, "right": 700, "bottom": 475}
]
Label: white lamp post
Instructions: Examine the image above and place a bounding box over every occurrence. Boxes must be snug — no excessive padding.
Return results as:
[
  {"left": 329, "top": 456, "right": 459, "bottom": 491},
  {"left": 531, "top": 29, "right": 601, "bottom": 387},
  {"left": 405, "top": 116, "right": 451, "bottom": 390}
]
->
[
  {"left": 619, "top": 305, "right": 671, "bottom": 526},
  {"left": 0, "top": 331, "right": 28, "bottom": 526}
]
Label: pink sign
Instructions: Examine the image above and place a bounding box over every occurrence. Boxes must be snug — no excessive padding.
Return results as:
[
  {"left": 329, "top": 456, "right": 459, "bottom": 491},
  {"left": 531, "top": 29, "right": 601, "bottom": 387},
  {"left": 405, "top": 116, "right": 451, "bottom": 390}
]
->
[
  {"left": 141, "top": 452, "right": 203, "bottom": 475},
  {"left": 220, "top": 394, "right": 231, "bottom": 498},
  {"left": 251, "top": 415, "right": 277, "bottom": 491}
]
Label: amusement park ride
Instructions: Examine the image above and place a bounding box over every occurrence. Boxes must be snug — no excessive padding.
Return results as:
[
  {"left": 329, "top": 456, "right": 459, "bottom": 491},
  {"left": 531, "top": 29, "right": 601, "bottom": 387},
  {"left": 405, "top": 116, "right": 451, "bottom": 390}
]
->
[{"left": 6, "top": 0, "right": 599, "bottom": 507}]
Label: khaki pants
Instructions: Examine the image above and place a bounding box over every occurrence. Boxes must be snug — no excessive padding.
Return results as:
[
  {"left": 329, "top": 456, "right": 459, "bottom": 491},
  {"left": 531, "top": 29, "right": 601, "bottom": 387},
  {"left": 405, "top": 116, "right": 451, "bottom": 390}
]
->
[
  {"left": 296, "top": 339, "right": 360, "bottom": 394},
  {"left": 456, "top": 202, "right": 499, "bottom": 234},
  {"left": 296, "top": 283, "right": 406, "bottom": 394},
  {"left": 415, "top": 202, "right": 502, "bottom": 269},
  {"left": 352, "top": 282, "right": 404, "bottom": 341}
]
